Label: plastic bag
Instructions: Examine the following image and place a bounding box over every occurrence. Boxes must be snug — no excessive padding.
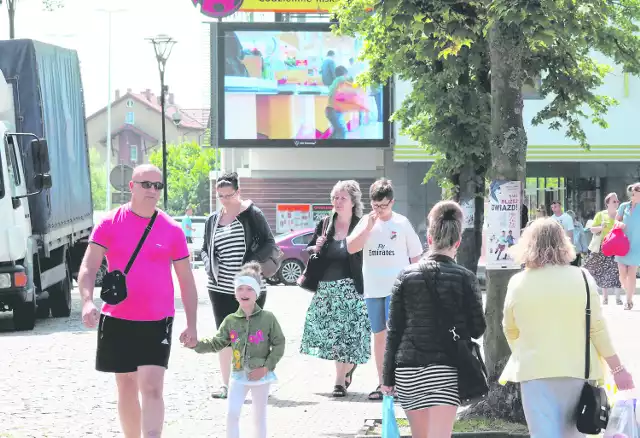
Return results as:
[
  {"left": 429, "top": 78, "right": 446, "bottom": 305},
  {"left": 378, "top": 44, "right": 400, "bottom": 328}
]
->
[
  {"left": 604, "top": 399, "right": 639, "bottom": 438},
  {"left": 382, "top": 395, "right": 401, "bottom": 438},
  {"left": 601, "top": 227, "right": 630, "bottom": 257}
]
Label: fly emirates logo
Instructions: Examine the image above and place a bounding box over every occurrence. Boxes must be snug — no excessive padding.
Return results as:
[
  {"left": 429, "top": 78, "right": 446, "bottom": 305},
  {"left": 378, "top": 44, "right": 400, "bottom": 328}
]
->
[{"left": 369, "top": 243, "right": 395, "bottom": 256}]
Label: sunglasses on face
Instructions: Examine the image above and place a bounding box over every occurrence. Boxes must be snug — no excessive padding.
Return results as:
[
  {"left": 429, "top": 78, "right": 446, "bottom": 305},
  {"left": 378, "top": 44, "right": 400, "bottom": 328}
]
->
[
  {"left": 634, "top": 187, "right": 640, "bottom": 193},
  {"left": 371, "top": 200, "right": 392, "bottom": 210},
  {"left": 134, "top": 181, "right": 164, "bottom": 190}
]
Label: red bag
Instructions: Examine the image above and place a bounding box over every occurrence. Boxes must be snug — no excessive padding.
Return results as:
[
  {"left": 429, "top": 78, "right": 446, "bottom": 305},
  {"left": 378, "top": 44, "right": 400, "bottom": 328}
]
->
[{"left": 601, "top": 227, "right": 630, "bottom": 257}]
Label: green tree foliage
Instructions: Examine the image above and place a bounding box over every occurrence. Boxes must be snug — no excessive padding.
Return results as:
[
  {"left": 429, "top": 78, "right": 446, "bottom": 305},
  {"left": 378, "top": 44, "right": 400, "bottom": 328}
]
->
[
  {"left": 335, "top": 0, "right": 640, "bottom": 422},
  {"left": 89, "top": 147, "right": 106, "bottom": 212},
  {"left": 149, "top": 142, "right": 218, "bottom": 216}
]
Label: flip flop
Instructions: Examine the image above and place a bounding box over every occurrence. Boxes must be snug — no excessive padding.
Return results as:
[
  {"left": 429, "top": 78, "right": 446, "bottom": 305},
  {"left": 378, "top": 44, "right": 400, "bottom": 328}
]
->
[
  {"left": 345, "top": 364, "right": 357, "bottom": 389},
  {"left": 211, "top": 385, "right": 228, "bottom": 399},
  {"left": 368, "top": 384, "right": 383, "bottom": 401}
]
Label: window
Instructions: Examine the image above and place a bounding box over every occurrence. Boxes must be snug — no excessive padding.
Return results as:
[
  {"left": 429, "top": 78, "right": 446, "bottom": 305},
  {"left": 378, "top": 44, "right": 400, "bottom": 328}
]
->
[
  {"left": 126, "top": 99, "right": 134, "bottom": 108},
  {"left": 125, "top": 111, "right": 135, "bottom": 125},
  {"left": 5, "top": 136, "right": 20, "bottom": 187},
  {"left": 130, "top": 146, "right": 138, "bottom": 163},
  {"left": 292, "top": 232, "right": 314, "bottom": 245}
]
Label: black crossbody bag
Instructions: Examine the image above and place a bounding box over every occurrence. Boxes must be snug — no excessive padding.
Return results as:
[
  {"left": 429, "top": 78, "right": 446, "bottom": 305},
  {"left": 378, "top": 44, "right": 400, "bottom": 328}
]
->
[
  {"left": 100, "top": 211, "right": 158, "bottom": 305},
  {"left": 576, "top": 269, "right": 610, "bottom": 434}
]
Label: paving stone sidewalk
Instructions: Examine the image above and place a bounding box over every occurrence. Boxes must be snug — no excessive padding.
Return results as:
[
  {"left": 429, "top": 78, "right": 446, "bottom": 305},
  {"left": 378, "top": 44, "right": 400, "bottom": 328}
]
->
[{"left": 0, "top": 269, "right": 638, "bottom": 438}]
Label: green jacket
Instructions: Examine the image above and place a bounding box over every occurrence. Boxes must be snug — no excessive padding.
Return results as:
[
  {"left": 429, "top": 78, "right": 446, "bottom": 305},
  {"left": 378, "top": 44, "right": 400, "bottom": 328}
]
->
[{"left": 195, "top": 305, "right": 285, "bottom": 372}]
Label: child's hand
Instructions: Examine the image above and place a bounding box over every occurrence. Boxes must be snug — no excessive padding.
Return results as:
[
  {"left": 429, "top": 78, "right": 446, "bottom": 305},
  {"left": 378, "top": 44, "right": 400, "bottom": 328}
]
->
[
  {"left": 191, "top": 340, "right": 214, "bottom": 354},
  {"left": 248, "top": 367, "right": 268, "bottom": 381}
]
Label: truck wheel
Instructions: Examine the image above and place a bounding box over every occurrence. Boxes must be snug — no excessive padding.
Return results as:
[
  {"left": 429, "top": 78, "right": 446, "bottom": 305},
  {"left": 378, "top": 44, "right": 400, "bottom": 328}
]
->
[
  {"left": 13, "top": 298, "right": 36, "bottom": 331},
  {"left": 50, "top": 262, "right": 72, "bottom": 318}
]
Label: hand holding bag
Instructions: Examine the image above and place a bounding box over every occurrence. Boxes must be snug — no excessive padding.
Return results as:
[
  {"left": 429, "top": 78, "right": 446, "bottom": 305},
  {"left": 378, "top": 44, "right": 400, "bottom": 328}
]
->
[
  {"left": 602, "top": 227, "right": 630, "bottom": 257},
  {"left": 603, "top": 399, "right": 639, "bottom": 438},
  {"left": 297, "top": 217, "right": 330, "bottom": 292},
  {"left": 576, "top": 269, "right": 611, "bottom": 434},
  {"left": 381, "top": 395, "right": 401, "bottom": 438},
  {"left": 100, "top": 211, "right": 158, "bottom": 305},
  {"left": 420, "top": 262, "right": 489, "bottom": 405}
]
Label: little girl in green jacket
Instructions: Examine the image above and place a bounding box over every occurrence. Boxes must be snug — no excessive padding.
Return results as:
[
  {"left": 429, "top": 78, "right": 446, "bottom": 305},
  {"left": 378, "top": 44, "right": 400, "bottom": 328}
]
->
[{"left": 188, "top": 261, "right": 285, "bottom": 438}]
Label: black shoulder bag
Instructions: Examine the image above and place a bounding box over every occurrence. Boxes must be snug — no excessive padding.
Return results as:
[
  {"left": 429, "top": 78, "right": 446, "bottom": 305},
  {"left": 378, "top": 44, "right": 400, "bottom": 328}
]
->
[
  {"left": 576, "top": 269, "right": 610, "bottom": 434},
  {"left": 246, "top": 207, "right": 284, "bottom": 278},
  {"left": 298, "top": 217, "right": 330, "bottom": 293},
  {"left": 100, "top": 211, "right": 158, "bottom": 305},
  {"left": 420, "top": 261, "right": 489, "bottom": 405}
]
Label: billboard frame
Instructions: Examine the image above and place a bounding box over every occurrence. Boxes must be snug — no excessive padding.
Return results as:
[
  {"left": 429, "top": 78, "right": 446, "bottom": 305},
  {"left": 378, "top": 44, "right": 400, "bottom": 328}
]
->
[{"left": 213, "top": 21, "right": 392, "bottom": 148}]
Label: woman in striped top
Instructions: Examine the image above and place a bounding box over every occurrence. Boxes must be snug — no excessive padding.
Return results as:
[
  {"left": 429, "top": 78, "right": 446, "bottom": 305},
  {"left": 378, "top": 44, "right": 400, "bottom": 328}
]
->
[{"left": 201, "top": 172, "right": 275, "bottom": 399}]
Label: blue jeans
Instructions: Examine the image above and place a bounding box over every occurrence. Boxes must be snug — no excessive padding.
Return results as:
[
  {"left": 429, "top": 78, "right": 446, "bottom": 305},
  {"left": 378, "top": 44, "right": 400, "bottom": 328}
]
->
[
  {"left": 365, "top": 295, "right": 391, "bottom": 333},
  {"left": 325, "top": 107, "right": 346, "bottom": 139}
]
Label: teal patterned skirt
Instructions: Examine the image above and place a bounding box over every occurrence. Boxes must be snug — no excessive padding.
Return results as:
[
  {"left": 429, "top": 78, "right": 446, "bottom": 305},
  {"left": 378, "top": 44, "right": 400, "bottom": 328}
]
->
[{"left": 299, "top": 278, "right": 371, "bottom": 364}]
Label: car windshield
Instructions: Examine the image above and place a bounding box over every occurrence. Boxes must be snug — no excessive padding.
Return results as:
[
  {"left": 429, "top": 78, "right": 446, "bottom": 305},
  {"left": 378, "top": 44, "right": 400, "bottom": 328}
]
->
[{"left": 0, "top": 140, "right": 5, "bottom": 200}]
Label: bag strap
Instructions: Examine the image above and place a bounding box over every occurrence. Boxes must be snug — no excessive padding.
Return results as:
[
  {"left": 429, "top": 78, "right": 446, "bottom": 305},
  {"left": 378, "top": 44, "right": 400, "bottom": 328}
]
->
[
  {"left": 419, "top": 260, "right": 461, "bottom": 342},
  {"left": 321, "top": 216, "right": 330, "bottom": 236},
  {"left": 124, "top": 210, "right": 158, "bottom": 275},
  {"left": 580, "top": 269, "right": 591, "bottom": 380}
]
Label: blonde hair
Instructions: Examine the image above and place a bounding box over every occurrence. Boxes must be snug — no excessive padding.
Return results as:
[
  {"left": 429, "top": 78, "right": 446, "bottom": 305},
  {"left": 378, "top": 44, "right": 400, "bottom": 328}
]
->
[
  {"left": 427, "top": 201, "right": 463, "bottom": 251},
  {"left": 331, "top": 180, "right": 364, "bottom": 217},
  {"left": 235, "top": 261, "right": 263, "bottom": 292},
  {"left": 627, "top": 183, "right": 640, "bottom": 199},
  {"left": 510, "top": 218, "right": 576, "bottom": 268}
]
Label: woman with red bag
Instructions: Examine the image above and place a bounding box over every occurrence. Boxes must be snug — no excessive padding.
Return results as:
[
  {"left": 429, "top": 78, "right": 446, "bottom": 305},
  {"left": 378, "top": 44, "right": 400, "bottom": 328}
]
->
[{"left": 615, "top": 183, "right": 640, "bottom": 310}]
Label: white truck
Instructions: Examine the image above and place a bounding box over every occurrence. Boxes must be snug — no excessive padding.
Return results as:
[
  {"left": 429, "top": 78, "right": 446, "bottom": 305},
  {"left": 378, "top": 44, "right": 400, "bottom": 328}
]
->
[{"left": 0, "top": 40, "right": 94, "bottom": 330}]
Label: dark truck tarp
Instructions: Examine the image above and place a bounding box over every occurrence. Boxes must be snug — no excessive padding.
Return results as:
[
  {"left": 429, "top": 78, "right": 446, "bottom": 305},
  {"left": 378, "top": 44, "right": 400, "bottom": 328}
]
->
[{"left": 0, "top": 39, "right": 92, "bottom": 235}]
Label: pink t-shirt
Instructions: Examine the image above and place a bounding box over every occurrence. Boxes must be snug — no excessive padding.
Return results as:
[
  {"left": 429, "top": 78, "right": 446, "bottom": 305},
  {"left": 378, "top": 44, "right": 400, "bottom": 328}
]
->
[{"left": 89, "top": 205, "right": 189, "bottom": 321}]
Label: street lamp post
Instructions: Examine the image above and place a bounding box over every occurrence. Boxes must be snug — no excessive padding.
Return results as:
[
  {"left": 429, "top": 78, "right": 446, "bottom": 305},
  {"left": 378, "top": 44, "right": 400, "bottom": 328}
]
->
[{"left": 146, "top": 34, "right": 176, "bottom": 211}]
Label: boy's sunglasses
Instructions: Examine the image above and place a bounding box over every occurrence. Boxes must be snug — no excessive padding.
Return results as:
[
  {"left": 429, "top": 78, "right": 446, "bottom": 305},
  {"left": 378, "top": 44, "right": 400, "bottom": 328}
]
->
[{"left": 134, "top": 181, "right": 164, "bottom": 190}]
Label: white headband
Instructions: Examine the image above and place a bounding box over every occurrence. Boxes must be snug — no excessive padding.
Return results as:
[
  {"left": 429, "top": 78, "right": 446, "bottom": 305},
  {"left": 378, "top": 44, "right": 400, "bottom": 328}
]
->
[{"left": 234, "top": 276, "right": 261, "bottom": 295}]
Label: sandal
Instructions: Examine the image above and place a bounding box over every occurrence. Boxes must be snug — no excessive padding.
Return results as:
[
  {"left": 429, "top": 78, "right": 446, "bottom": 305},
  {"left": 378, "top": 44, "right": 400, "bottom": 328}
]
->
[
  {"left": 345, "top": 364, "right": 357, "bottom": 389},
  {"left": 625, "top": 302, "right": 634, "bottom": 310},
  {"left": 602, "top": 298, "right": 608, "bottom": 305},
  {"left": 332, "top": 385, "right": 347, "bottom": 397},
  {"left": 368, "top": 384, "right": 383, "bottom": 401},
  {"left": 617, "top": 298, "right": 624, "bottom": 305},
  {"left": 211, "top": 385, "right": 228, "bottom": 399}
]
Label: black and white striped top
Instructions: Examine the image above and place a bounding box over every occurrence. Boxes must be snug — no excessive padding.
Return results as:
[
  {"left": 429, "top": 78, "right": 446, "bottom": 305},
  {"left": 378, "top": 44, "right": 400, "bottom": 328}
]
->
[{"left": 208, "top": 219, "right": 266, "bottom": 294}]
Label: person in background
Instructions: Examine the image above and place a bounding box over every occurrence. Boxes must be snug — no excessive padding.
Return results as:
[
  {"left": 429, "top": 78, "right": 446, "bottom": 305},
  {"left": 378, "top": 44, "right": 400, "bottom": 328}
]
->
[
  {"left": 501, "top": 218, "right": 634, "bottom": 437},
  {"left": 615, "top": 183, "right": 640, "bottom": 310},
  {"left": 201, "top": 172, "right": 277, "bottom": 399},
  {"left": 321, "top": 50, "right": 336, "bottom": 87},
  {"left": 325, "top": 65, "right": 350, "bottom": 139},
  {"left": 381, "top": 200, "right": 486, "bottom": 437},
  {"left": 182, "top": 207, "right": 195, "bottom": 244},
  {"left": 566, "top": 210, "right": 588, "bottom": 266},
  {"left": 300, "top": 180, "right": 371, "bottom": 398},
  {"left": 584, "top": 192, "right": 622, "bottom": 305},
  {"left": 189, "top": 262, "right": 285, "bottom": 438},
  {"left": 346, "top": 178, "right": 423, "bottom": 401},
  {"left": 78, "top": 164, "right": 198, "bottom": 438},
  {"left": 551, "top": 201, "right": 576, "bottom": 265}
]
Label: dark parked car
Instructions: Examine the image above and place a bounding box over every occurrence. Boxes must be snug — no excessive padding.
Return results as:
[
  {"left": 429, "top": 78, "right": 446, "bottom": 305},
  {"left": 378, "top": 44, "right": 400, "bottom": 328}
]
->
[{"left": 268, "top": 228, "right": 315, "bottom": 286}]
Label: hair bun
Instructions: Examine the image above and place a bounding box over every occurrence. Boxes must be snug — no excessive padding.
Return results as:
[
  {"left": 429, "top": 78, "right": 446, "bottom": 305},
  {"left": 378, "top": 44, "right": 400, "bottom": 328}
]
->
[{"left": 442, "top": 209, "right": 457, "bottom": 221}]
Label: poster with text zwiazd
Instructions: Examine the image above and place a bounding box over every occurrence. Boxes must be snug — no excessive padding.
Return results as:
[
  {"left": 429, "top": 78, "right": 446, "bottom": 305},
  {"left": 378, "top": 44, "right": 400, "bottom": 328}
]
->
[{"left": 486, "top": 181, "right": 521, "bottom": 270}]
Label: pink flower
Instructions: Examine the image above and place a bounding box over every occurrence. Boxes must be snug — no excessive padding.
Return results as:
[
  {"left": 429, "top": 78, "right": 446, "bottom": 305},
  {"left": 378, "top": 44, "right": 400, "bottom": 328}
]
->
[
  {"left": 229, "top": 330, "right": 239, "bottom": 343},
  {"left": 255, "top": 330, "right": 264, "bottom": 342},
  {"left": 248, "top": 335, "right": 256, "bottom": 344}
]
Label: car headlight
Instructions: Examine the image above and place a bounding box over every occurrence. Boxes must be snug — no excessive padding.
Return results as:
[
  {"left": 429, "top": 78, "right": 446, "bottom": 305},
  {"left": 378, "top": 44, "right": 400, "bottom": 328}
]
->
[{"left": 0, "top": 273, "right": 11, "bottom": 289}]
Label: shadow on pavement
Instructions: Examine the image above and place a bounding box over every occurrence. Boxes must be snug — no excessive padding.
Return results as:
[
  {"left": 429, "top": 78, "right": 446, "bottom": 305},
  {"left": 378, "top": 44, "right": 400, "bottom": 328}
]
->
[{"left": 314, "top": 391, "right": 376, "bottom": 403}]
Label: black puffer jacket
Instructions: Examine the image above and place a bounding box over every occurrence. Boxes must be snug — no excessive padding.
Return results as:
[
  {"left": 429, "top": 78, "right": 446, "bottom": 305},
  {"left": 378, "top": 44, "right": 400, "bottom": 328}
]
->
[{"left": 382, "top": 253, "right": 486, "bottom": 387}]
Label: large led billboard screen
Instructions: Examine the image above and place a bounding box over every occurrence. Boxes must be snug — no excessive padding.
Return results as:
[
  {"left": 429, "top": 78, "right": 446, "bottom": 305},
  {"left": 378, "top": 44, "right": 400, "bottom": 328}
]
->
[{"left": 214, "top": 22, "right": 391, "bottom": 147}]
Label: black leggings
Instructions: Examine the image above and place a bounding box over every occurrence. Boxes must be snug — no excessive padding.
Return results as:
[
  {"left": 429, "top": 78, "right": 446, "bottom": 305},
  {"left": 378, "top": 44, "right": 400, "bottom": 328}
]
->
[{"left": 208, "top": 289, "right": 267, "bottom": 329}]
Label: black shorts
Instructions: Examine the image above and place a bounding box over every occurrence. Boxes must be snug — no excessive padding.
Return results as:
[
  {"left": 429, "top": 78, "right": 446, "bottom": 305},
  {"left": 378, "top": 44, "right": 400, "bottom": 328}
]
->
[
  {"left": 96, "top": 314, "right": 174, "bottom": 373},
  {"left": 208, "top": 290, "right": 267, "bottom": 329},
  {"left": 186, "top": 236, "right": 193, "bottom": 244}
]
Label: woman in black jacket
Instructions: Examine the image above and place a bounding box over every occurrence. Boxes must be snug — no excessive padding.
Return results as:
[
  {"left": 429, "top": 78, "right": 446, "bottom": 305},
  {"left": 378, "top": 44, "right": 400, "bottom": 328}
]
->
[
  {"left": 200, "top": 172, "right": 277, "bottom": 399},
  {"left": 299, "top": 180, "right": 371, "bottom": 397},
  {"left": 381, "top": 200, "right": 486, "bottom": 437}
]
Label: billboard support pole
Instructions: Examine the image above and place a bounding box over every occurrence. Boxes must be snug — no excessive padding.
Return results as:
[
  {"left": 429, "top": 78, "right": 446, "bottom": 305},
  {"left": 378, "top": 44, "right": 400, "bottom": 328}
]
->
[{"left": 210, "top": 19, "right": 223, "bottom": 211}]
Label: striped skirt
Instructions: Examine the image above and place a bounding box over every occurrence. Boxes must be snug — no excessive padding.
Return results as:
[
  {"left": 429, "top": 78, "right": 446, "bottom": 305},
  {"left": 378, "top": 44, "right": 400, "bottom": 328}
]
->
[{"left": 394, "top": 365, "right": 460, "bottom": 411}]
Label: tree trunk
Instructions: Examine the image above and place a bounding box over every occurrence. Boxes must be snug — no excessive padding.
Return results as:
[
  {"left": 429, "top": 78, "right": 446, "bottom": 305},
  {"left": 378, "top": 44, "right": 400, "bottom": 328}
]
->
[
  {"left": 460, "top": 19, "right": 528, "bottom": 424},
  {"left": 454, "top": 164, "right": 485, "bottom": 276},
  {"left": 7, "top": 0, "right": 16, "bottom": 39}
]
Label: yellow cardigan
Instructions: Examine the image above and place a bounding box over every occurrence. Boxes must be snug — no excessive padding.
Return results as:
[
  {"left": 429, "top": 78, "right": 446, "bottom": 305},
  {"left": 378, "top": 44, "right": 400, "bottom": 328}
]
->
[{"left": 500, "top": 265, "right": 615, "bottom": 384}]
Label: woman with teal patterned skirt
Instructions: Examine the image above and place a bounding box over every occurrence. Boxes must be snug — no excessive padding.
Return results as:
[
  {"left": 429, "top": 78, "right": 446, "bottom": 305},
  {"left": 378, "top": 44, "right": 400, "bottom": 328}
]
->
[{"left": 299, "top": 180, "right": 371, "bottom": 397}]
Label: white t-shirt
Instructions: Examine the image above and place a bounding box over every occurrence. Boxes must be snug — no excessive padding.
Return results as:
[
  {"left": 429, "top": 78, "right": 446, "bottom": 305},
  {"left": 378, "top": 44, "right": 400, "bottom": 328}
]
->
[
  {"left": 353, "top": 212, "right": 423, "bottom": 299},
  {"left": 553, "top": 213, "right": 574, "bottom": 233}
]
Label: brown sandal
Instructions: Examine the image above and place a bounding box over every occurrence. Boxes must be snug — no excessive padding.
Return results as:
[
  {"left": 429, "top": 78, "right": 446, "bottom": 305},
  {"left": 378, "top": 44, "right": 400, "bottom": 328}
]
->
[{"left": 332, "top": 385, "right": 347, "bottom": 397}]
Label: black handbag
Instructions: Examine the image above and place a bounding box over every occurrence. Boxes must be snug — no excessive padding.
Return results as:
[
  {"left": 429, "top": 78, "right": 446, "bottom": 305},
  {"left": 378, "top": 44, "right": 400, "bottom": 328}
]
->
[
  {"left": 297, "top": 217, "right": 330, "bottom": 292},
  {"left": 576, "top": 269, "right": 610, "bottom": 434},
  {"left": 420, "top": 261, "right": 489, "bottom": 405},
  {"left": 100, "top": 211, "right": 158, "bottom": 305},
  {"left": 246, "top": 209, "right": 284, "bottom": 278}
]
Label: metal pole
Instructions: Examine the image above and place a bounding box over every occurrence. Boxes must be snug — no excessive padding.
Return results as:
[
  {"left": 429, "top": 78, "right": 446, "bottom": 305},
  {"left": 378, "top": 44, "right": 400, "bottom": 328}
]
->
[
  {"left": 160, "top": 70, "right": 168, "bottom": 210},
  {"left": 105, "top": 10, "right": 112, "bottom": 210}
]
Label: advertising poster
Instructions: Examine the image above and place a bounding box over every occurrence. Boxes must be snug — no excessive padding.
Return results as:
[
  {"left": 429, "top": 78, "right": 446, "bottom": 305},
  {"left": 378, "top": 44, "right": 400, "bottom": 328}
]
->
[
  {"left": 460, "top": 199, "right": 475, "bottom": 230},
  {"left": 276, "top": 204, "right": 312, "bottom": 234},
  {"left": 311, "top": 204, "right": 333, "bottom": 222},
  {"left": 222, "top": 27, "right": 384, "bottom": 143},
  {"left": 485, "top": 181, "right": 521, "bottom": 270}
]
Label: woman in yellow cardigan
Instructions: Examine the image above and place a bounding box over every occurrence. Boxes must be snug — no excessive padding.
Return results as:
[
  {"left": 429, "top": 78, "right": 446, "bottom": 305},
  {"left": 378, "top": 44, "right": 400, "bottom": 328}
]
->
[{"left": 500, "top": 218, "right": 634, "bottom": 437}]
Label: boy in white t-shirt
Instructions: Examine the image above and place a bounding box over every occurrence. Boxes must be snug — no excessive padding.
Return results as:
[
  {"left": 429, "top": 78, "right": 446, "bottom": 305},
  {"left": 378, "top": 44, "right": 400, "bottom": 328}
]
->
[{"left": 346, "top": 178, "right": 423, "bottom": 401}]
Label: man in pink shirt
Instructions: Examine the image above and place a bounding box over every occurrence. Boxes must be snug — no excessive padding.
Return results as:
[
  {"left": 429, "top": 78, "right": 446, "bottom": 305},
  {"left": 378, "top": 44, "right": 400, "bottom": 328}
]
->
[{"left": 78, "top": 164, "right": 198, "bottom": 438}]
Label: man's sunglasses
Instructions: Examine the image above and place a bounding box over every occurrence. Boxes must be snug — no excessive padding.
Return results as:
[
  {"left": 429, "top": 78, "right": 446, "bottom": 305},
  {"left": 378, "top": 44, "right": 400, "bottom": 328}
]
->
[{"left": 134, "top": 181, "right": 164, "bottom": 190}]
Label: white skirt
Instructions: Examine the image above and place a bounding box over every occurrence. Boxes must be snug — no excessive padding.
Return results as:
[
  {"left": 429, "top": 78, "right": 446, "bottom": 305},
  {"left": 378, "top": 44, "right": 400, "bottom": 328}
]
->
[{"left": 230, "top": 370, "right": 278, "bottom": 387}]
